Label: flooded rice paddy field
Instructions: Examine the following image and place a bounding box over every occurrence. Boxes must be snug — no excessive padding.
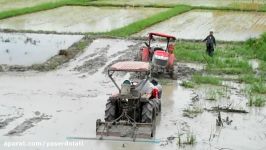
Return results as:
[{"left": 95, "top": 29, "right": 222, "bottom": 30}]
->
[
  {"left": 0, "top": 6, "right": 167, "bottom": 33},
  {"left": 0, "top": 32, "right": 83, "bottom": 66},
  {"left": 135, "top": 9, "right": 266, "bottom": 41},
  {"left": 0, "top": 1, "right": 266, "bottom": 149},
  {"left": 0, "top": 0, "right": 60, "bottom": 12},
  {"left": 0, "top": 38, "right": 265, "bottom": 150}
]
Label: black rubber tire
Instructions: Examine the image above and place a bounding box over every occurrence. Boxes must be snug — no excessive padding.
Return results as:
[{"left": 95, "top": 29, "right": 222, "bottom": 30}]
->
[
  {"left": 152, "top": 99, "right": 161, "bottom": 114},
  {"left": 169, "top": 71, "right": 178, "bottom": 80},
  {"left": 141, "top": 101, "right": 155, "bottom": 123},
  {"left": 104, "top": 99, "right": 116, "bottom": 122},
  {"left": 156, "top": 99, "right": 161, "bottom": 113}
]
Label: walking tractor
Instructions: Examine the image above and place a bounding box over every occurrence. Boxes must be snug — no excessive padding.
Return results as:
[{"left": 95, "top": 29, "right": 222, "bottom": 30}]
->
[
  {"left": 138, "top": 32, "right": 177, "bottom": 79},
  {"left": 96, "top": 61, "right": 162, "bottom": 140}
]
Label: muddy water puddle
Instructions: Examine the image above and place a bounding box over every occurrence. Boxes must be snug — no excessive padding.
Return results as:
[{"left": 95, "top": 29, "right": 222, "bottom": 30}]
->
[
  {"left": 0, "top": 6, "right": 167, "bottom": 33},
  {"left": 135, "top": 10, "right": 266, "bottom": 41},
  {"left": 0, "top": 32, "right": 83, "bottom": 66}
]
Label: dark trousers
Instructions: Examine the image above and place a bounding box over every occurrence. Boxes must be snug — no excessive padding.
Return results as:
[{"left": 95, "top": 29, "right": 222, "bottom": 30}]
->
[{"left": 206, "top": 45, "right": 214, "bottom": 57}]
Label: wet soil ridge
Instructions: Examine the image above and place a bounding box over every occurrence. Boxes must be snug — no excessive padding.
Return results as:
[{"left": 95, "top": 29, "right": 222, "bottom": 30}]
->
[
  {"left": 74, "top": 45, "right": 109, "bottom": 74},
  {"left": 102, "top": 42, "right": 142, "bottom": 74},
  {"left": 175, "top": 64, "right": 198, "bottom": 80},
  {"left": 5, "top": 113, "right": 51, "bottom": 136},
  {"left": 0, "top": 36, "right": 93, "bottom": 72},
  {"left": 0, "top": 115, "right": 23, "bottom": 129},
  {"left": 205, "top": 106, "right": 248, "bottom": 113}
]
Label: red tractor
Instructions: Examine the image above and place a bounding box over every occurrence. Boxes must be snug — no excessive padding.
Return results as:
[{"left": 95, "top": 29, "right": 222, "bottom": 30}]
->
[
  {"left": 138, "top": 32, "right": 177, "bottom": 79},
  {"left": 96, "top": 61, "right": 162, "bottom": 140}
]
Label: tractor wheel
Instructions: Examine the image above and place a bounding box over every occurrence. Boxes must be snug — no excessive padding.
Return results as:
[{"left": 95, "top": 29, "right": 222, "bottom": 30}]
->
[
  {"left": 141, "top": 101, "right": 156, "bottom": 137},
  {"left": 169, "top": 71, "right": 178, "bottom": 80},
  {"left": 152, "top": 99, "right": 161, "bottom": 114},
  {"left": 141, "top": 101, "right": 155, "bottom": 123},
  {"left": 156, "top": 99, "right": 161, "bottom": 113},
  {"left": 104, "top": 99, "right": 116, "bottom": 122}
]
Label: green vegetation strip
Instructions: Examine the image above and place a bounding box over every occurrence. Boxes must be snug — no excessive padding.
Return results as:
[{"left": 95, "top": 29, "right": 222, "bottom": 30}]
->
[
  {"left": 0, "top": 0, "right": 92, "bottom": 20},
  {"left": 104, "top": 5, "right": 191, "bottom": 37},
  {"left": 192, "top": 74, "right": 221, "bottom": 85}
]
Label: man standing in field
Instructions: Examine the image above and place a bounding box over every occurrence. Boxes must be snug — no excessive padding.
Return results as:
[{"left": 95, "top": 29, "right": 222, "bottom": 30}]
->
[{"left": 203, "top": 31, "right": 216, "bottom": 56}]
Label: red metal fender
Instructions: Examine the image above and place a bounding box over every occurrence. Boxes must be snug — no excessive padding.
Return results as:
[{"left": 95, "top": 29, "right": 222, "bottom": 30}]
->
[{"left": 141, "top": 48, "right": 150, "bottom": 62}]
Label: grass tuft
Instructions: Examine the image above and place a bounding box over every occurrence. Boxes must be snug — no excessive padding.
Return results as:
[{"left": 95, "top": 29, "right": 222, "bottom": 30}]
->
[
  {"left": 250, "top": 82, "right": 266, "bottom": 94},
  {"left": 192, "top": 74, "right": 221, "bottom": 85},
  {"left": 180, "top": 81, "right": 195, "bottom": 88},
  {"left": 245, "top": 33, "right": 266, "bottom": 61},
  {"left": 177, "top": 131, "right": 196, "bottom": 146},
  {"left": 248, "top": 96, "right": 266, "bottom": 107}
]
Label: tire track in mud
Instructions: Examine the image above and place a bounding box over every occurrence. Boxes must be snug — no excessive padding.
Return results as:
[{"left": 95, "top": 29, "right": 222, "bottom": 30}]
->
[
  {"left": 0, "top": 115, "right": 23, "bottom": 129},
  {"left": 5, "top": 113, "right": 51, "bottom": 136},
  {"left": 102, "top": 42, "right": 142, "bottom": 74},
  {"left": 73, "top": 40, "right": 142, "bottom": 76},
  {"left": 0, "top": 105, "right": 24, "bottom": 130},
  {"left": 73, "top": 45, "right": 109, "bottom": 74}
]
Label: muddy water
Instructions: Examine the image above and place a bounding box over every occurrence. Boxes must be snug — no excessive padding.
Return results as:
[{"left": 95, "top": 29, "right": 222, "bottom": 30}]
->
[
  {"left": 0, "top": 32, "right": 83, "bottom": 66},
  {"left": 0, "top": 38, "right": 265, "bottom": 150},
  {"left": 0, "top": 6, "right": 167, "bottom": 33},
  {"left": 0, "top": 0, "right": 60, "bottom": 12},
  {"left": 135, "top": 10, "right": 266, "bottom": 41}
]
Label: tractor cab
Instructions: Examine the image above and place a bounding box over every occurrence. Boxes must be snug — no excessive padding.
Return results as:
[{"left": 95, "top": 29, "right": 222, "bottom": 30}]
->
[
  {"left": 138, "top": 32, "right": 177, "bottom": 79},
  {"left": 146, "top": 32, "right": 176, "bottom": 54}
]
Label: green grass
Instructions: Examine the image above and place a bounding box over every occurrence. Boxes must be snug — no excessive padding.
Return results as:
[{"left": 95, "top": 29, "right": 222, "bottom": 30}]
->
[
  {"left": 180, "top": 81, "right": 195, "bottom": 88},
  {"left": 248, "top": 95, "right": 266, "bottom": 107},
  {"left": 245, "top": 33, "right": 266, "bottom": 61},
  {"left": 194, "top": 3, "right": 266, "bottom": 12},
  {"left": 192, "top": 74, "right": 221, "bottom": 85},
  {"left": 174, "top": 41, "right": 205, "bottom": 62},
  {"left": 0, "top": 0, "right": 92, "bottom": 20},
  {"left": 250, "top": 82, "right": 266, "bottom": 94},
  {"left": 206, "top": 58, "right": 252, "bottom": 74},
  {"left": 260, "top": 61, "right": 266, "bottom": 72},
  {"left": 177, "top": 131, "right": 196, "bottom": 146},
  {"left": 239, "top": 74, "right": 263, "bottom": 84},
  {"left": 183, "top": 106, "right": 203, "bottom": 118},
  {"left": 205, "top": 87, "right": 228, "bottom": 101},
  {"left": 105, "top": 5, "right": 192, "bottom": 37}
]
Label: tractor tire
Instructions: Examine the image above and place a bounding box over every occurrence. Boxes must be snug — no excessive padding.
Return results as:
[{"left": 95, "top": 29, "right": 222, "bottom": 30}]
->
[
  {"left": 104, "top": 99, "right": 116, "bottom": 122},
  {"left": 152, "top": 99, "right": 161, "bottom": 115},
  {"left": 154, "top": 99, "right": 161, "bottom": 113},
  {"left": 141, "top": 101, "right": 155, "bottom": 123},
  {"left": 141, "top": 101, "right": 157, "bottom": 137},
  {"left": 169, "top": 71, "right": 178, "bottom": 80}
]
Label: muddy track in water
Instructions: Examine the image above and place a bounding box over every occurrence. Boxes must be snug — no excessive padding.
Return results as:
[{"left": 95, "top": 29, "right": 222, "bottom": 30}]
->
[{"left": 5, "top": 113, "right": 51, "bottom": 136}]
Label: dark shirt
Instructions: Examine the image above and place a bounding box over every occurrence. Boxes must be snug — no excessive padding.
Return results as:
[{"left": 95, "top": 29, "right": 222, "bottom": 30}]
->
[{"left": 203, "top": 35, "right": 216, "bottom": 46}]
